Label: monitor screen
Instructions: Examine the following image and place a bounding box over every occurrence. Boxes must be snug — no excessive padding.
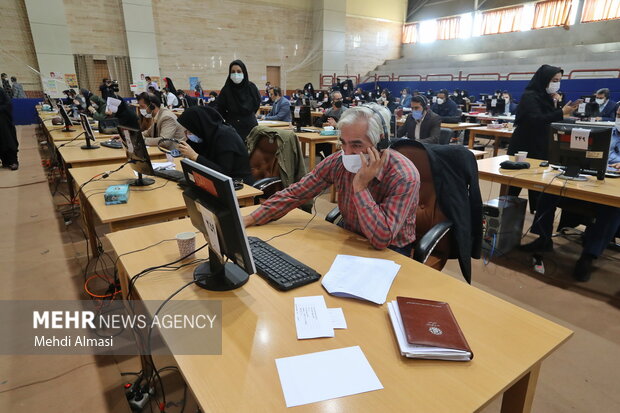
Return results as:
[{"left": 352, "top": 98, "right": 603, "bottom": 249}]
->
[
  {"left": 549, "top": 122, "right": 612, "bottom": 180},
  {"left": 291, "top": 105, "right": 312, "bottom": 130},
  {"left": 117, "top": 126, "right": 156, "bottom": 186},
  {"left": 181, "top": 159, "right": 255, "bottom": 291},
  {"left": 486, "top": 98, "right": 505, "bottom": 115},
  {"left": 79, "top": 113, "right": 99, "bottom": 150},
  {"left": 57, "top": 102, "right": 75, "bottom": 132}
]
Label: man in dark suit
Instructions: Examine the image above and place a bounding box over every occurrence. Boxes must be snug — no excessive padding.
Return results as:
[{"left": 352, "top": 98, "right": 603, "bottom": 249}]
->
[
  {"left": 431, "top": 89, "right": 459, "bottom": 119},
  {"left": 397, "top": 95, "right": 442, "bottom": 144},
  {"left": 593, "top": 88, "right": 617, "bottom": 121}
]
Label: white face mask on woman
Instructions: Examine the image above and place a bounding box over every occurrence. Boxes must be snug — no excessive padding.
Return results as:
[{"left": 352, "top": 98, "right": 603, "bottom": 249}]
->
[
  {"left": 546, "top": 81, "right": 560, "bottom": 94},
  {"left": 230, "top": 73, "right": 244, "bottom": 84}
]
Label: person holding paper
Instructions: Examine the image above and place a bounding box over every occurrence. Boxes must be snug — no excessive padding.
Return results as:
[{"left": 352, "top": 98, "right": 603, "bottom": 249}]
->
[
  {"left": 262, "top": 87, "right": 291, "bottom": 122},
  {"left": 519, "top": 105, "right": 620, "bottom": 281},
  {"left": 244, "top": 103, "right": 420, "bottom": 256}
]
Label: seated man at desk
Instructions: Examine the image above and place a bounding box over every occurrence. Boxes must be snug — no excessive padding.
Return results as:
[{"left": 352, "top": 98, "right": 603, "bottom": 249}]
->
[
  {"left": 137, "top": 92, "right": 187, "bottom": 146},
  {"left": 501, "top": 91, "right": 518, "bottom": 115},
  {"left": 431, "top": 89, "right": 459, "bottom": 119},
  {"left": 593, "top": 88, "right": 617, "bottom": 121},
  {"left": 316, "top": 91, "right": 346, "bottom": 128},
  {"left": 396, "top": 95, "right": 441, "bottom": 144},
  {"left": 244, "top": 103, "right": 421, "bottom": 256},
  {"left": 262, "top": 87, "right": 291, "bottom": 122},
  {"left": 176, "top": 89, "right": 198, "bottom": 107},
  {"left": 520, "top": 105, "right": 620, "bottom": 281}
]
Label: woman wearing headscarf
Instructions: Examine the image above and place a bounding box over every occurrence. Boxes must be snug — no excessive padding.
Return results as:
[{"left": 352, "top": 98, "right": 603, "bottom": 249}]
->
[
  {"left": 215, "top": 60, "right": 261, "bottom": 140},
  {"left": 508, "top": 64, "right": 580, "bottom": 160},
  {"left": 87, "top": 95, "right": 108, "bottom": 121},
  {"left": 163, "top": 77, "right": 177, "bottom": 96},
  {"left": 507, "top": 65, "right": 581, "bottom": 201},
  {"left": 177, "top": 106, "right": 254, "bottom": 184},
  {"left": 0, "top": 88, "right": 18, "bottom": 170},
  {"left": 113, "top": 99, "right": 140, "bottom": 130}
]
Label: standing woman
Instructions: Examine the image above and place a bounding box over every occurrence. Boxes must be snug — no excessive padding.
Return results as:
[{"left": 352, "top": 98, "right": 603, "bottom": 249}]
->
[
  {"left": 0, "top": 88, "right": 18, "bottom": 170},
  {"left": 163, "top": 77, "right": 177, "bottom": 96},
  {"left": 508, "top": 65, "right": 579, "bottom": 160},
  {"left": 215, "top": 60, "right": 260, "bottom": 141}
]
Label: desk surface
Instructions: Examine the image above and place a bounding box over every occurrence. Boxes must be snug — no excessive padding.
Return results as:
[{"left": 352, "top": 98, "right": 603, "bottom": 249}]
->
[
  {"left": 477, "top": 155, "right": 620, "bottom": 208},
  {"left": 468, "top": 126, "right": 514, "bottom": 136},
  {"left": 258, "top": 120, "right": 291, "bottom": 127},
  {"left": 441, "top": 122, "right": 480, "bottom": 130},
  {"left": 56, "top": 139, "right": 165, "bottom": 167},
  {"left": 69, "top": 160, "right": 262, "bottom": 225},
  {"left": 108, "top": 209, "right": 572, "bottom": 413}
]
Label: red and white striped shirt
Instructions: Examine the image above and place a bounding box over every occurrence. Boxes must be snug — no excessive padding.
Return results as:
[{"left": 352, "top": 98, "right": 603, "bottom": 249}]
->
[{"left": 250, "top": 150, "right": 420, "bottom": 249}]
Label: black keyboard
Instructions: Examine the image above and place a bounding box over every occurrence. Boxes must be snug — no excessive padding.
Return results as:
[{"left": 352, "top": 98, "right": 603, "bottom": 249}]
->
[
  {"left": 153, "top": 169, "right": 185, "bottom": 182},
  {"left": 248, "top": 237, "right": 321, "bottom": 290},
  {"left": 551, "top": 165, "right": 620, "bottom": 178},
  {"left": 101, "top": 140, "right": 123, "bottom": 149}
]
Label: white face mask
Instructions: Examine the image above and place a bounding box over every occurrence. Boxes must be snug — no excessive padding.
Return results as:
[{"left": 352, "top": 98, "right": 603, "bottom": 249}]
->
[
  {"left": 341, "top": 151, "right": 368, "bottom": 174},
  {"left": 596, "top": 98, "right": 605, "bottom": 105},
  {"left": 436, "top": 98, "right": 445, "bottom": 105},
  {"left": 230, "top": 73, "right": 244, "bottom": 84},
  {"left": 140, "top": 108, "right": 152, "bottom": 118},
  {"left": 615, "top": 118, "right": 620, "bottom": 132},
  {"left": 546, "top": 81, "right": 560, "bottom": 94}
]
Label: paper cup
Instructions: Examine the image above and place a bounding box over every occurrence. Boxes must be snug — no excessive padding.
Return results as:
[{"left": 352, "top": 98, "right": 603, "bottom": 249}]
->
[
  {"left": 176, "top": 232, "right": 196, "bottom": 259},
  {"left": 515, "top": 152, "right": 527, "bottom": 162}
]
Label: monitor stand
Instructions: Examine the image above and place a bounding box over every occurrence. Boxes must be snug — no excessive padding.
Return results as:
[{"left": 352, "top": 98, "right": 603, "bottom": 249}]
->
[
  {"left": 62, "top": 126, "right": 76, "bottom": 132},
  {"left": 128, "top": 172, "right": 155, "bottom": 186},
  {"left": 557, "top": 164, "right": 588, "bottom": 182},
  {"left": 81, "top": 140, "right": 100, "bottom": 150},
  {"left": 193, "top": 248, "right": 249, "bottom": 291}
]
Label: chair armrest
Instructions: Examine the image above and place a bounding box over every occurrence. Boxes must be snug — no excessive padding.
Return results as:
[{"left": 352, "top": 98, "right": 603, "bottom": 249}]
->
[
  {"left": 325, "top": 206, "right": 341, "bottom": 223},
  {"left": 253, "top": 177, "right": 281, "bottom": 192},
  {"left": 413, "top": 220, "right": 453, "bottom": 264}
]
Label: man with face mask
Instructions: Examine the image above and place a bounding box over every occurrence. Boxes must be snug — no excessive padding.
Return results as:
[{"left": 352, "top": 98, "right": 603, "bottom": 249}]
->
[
  {"left": 317, "top": 91, "right": 346, "bottom": 128},
  {"left": 519, "top": 104, "right": 620, "bottom": 282},
  {"left": 244, "top": 103, "right": 420, "bottom": 256},
  {"left": 396, "top": 95, "right": 441, "bottom": 143},
  {"left": 593, "top": 88, "right": 616, "bottom": 121},
  {"left": 398, "top": 88, "right": 412, "bottom": 109},
  {"left": 138, "top": 92, "right": 186, "bottom": 147},
  {"left": 430, "top": 89, "right": 459, "bottom": 119}
]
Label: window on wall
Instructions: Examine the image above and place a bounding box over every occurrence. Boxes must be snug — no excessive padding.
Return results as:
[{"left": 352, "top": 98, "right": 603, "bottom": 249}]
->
[
  {"left": 581, "top": 0, "right": 620, "bottom": 22},
  {"left": 437, "top": 16, "right": 461, "bottom": 40},
  {"left": 480, "top": 5, "right": 524, "bottom": 35},
  {"left": 402, "top": 23, "right": 419, "bottom": 44},
  {"left": 532, "top": 0, "right": 575, "bottom": 29}
]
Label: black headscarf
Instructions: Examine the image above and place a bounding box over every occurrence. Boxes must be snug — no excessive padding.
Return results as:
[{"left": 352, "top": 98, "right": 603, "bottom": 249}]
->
[
  {"left": 525, "top": 65, "right": 563, "bottom": 95},
  {"left": 177, "top": 106, "right": 226, "bottom": 159},
  {"left": 115, "top": 99, "right": 140, "bottom": 130},
  {"left": 217, "top": 60, "right": 260, "bottom": 115},
  {"left": 164, "top": 77, "right": 177, "bottom": 95}
]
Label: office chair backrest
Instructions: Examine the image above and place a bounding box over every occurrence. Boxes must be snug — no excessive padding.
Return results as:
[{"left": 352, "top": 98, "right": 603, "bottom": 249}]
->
[{"left": 392, "top": 143, "right": 452, "bottom": 269}]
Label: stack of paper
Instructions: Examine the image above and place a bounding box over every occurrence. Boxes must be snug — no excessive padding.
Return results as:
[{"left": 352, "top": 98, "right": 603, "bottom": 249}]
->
[
  {"left": 321, "top": 255, "right": 401, "bottom": 304},
  {"left": 387, "top": 300, "right": 473, "bottom": 361}
]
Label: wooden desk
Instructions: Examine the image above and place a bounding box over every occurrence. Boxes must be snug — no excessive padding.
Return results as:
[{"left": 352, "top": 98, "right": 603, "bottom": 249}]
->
[
  {"left": 258, "top": 120, "right": 290, "bottom": 128},
  {"left": 441, "top": 122, "right": 480, "bottom": 131},
  {"left": 466, "top": 113, "right": 515, "bottom": 124},
  {"left": 477, "top": 155, "right": 620, "bottom": 208},
  {"left": 296, "top": 131, "right": 339, "bottom": 170},
  {"left": 107, "top": 209, "right": 572, "bottom": 413},
  {"left": 467, "top": 126, "right": 514, "bottom": 156},
  {"left": 56, "top": 139, "right": 165, "bottom": 168},
  {"left": 469, "top": 149, "right": 487, "bottom": 159},
  {"left": 70, "top": 160, "right": 262, "bottom": 256},
  {"left": 258, "top": 105, "right": 272, "bottom": 115}
]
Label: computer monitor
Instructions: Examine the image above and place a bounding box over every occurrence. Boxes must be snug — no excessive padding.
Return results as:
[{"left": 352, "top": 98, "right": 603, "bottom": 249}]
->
[
  {"left": 549, "top": 122, "right": 612, "bottom": 181},
  {"left": 181, "top": 159, "right": 256, "bottom": 291},
  {"left": 486, "top": 98, "right": 505, "bottom": 115},
  {"left": 57, "top": 102, "right": 76, "bottom": 132},
  {"left": 117, "top": 126, "right": 156, "bottom": 186},
  {"left": 181, "top": 97, "right": 188, "bottom": 109},
  {"left": 79, "top": 113, "right": 99, "bottom": 150},
  {"left": 291, "top": 105, "right": 312, "bottom": 131}
]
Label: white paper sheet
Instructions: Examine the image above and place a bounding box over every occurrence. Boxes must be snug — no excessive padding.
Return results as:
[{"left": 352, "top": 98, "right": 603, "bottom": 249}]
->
[
  {"left": 294, "top": 296, "right": 334, "bottom": 339},
  {"left": 275, "top": 346, "right": 383, "bottom": 407},
  {"left": 321, "top": 255, "right": 401, "bottom": 304},
  {"left": 570, "top": 128, "right": 590, "bottom": 150},
  {"left": 197, "top": 204, "right": 222, "bottom": 258},
  {"left": 328, "top": 308, "right": 347, "bottom": 329}
]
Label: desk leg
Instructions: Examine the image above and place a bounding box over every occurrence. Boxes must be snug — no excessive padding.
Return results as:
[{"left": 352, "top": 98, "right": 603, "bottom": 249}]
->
[
  {"left": 499, "top": 184, "right": 509, "bottom": 196},
  {"left": 301, "top": 141, "right": 307, "bottom": 157},
  {"left": 469, "top": 133, "right": 476, "bottom": 149},
  {"left": 80, "top": 192, "right": 100, "bottom": 258},
  {"left": 493, "top": 136, "right": 501, "bottom": 157},
  {"left": 309, "top": 143, "right": 317, "bottom": 170},
  {"left": 500, "top": 362, "right": 541, "bottom": 413}
]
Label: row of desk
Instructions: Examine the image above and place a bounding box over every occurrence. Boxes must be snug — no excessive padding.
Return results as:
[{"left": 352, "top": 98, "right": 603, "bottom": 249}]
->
[{"left": 37, "top": 108, "right": 589, "bottom": 412}]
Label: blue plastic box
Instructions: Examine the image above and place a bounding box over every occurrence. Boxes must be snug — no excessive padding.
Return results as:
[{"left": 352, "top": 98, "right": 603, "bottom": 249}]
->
[{"left": 104, "top": 184, "right": 130, "bottom": 205}]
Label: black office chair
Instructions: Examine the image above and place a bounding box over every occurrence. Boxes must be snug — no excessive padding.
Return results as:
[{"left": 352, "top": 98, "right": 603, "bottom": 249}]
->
[{"left": 439, "top": 128, "right": 452, "bottom": 145}]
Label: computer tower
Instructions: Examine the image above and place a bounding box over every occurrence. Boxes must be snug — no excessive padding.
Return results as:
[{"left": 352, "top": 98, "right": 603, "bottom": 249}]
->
[{"left": 482, "top": 196, "right": 527, "bottom": 256}]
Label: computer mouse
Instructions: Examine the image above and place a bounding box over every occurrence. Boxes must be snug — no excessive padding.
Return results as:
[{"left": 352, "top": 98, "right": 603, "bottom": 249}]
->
[
  {"left": 234, "top": 181, "right": 244, "bottom": 191},
  {"left": 539, "top": 161, "right": 549, "bottom": 167}
]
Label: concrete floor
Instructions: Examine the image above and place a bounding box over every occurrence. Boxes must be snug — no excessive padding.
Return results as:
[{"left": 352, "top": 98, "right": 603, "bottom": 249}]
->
[{"left": 1, "top": 125, "right": 618, "bottom": 412}]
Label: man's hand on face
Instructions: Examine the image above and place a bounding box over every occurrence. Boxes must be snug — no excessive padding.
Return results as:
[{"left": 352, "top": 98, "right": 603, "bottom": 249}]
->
[{"left": 352, "top": 146, "right": 389, "bottom": 193}]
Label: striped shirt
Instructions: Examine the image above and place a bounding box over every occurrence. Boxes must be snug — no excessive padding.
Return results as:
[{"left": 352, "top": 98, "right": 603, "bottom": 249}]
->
[{"left": 250, "top": 149, "right": 420, "bottom": 249}]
